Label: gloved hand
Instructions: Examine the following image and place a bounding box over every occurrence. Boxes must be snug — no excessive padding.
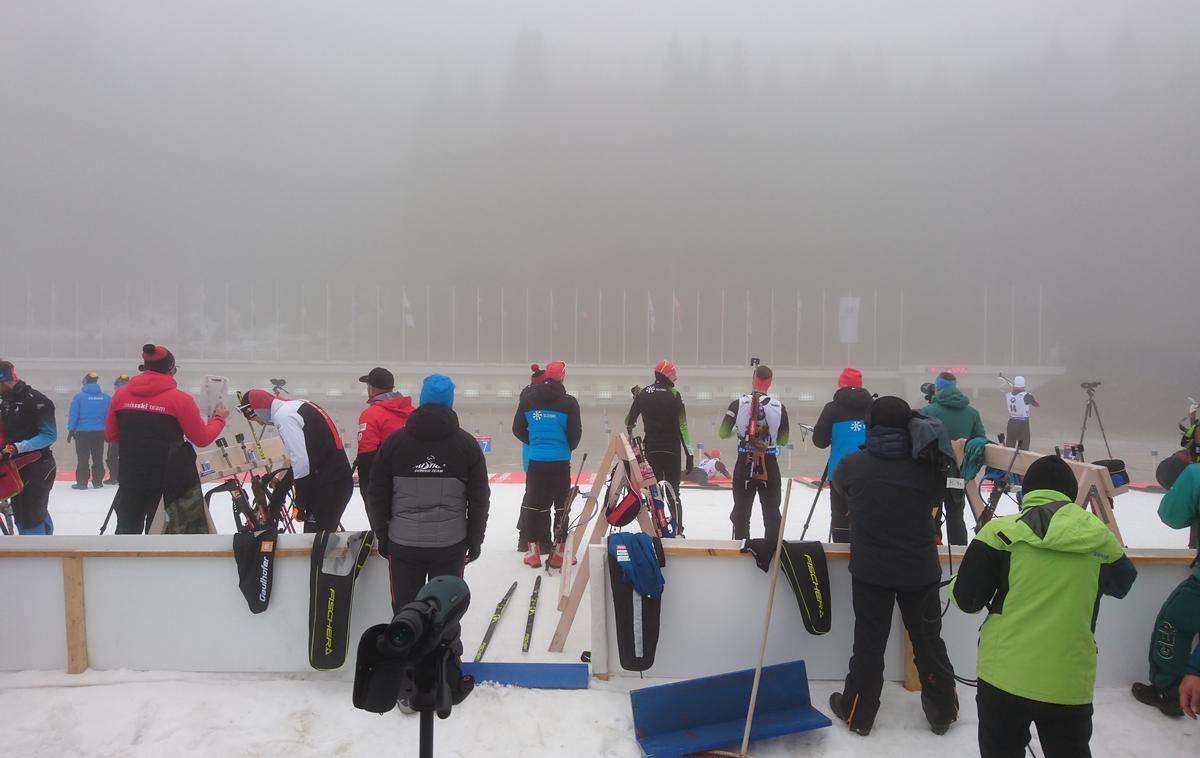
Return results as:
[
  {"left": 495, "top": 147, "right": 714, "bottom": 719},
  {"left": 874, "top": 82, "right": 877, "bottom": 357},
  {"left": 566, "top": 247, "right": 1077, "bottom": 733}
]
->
[
  {"left": 0, "top": 444, "right": 16, "bottom": 461},
  {"left": 375, "top": 537, "right": 389, "bottom": 559},
  {"left": 67, "top": 432, "right": 75, "bottom": 444},
  {"left": 684, "top": 453, "right": 694, "bottom": 475},
  {"left": 466, "top": 544, "right": 481, "bottom": 563}
]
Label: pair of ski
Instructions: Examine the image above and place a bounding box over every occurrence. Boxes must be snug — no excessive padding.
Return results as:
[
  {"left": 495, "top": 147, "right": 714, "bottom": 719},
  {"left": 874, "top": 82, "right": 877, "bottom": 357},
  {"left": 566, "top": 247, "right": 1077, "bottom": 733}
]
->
[{"left": 474, "top": 576, "right": 542, "bottom": 662}]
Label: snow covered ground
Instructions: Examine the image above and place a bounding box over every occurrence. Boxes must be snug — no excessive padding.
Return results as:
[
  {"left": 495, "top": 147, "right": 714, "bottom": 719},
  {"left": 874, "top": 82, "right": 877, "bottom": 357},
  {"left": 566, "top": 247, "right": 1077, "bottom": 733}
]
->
[{"left": 3, "top": 481, "right": 1196, "bottom": 757}]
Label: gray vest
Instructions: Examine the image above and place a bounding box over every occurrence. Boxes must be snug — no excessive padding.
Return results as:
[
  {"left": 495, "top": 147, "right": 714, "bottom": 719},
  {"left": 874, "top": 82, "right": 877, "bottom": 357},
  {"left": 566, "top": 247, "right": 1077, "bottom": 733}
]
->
[{"left": 388, "top": 476, "right": 469, "bottom": 548}]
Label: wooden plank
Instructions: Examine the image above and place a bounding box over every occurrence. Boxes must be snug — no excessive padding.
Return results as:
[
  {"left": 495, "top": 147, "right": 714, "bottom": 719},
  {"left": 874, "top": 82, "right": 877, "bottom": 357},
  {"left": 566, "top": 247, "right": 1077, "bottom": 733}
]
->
[
  {"left": 62, "top": 556, "right": 88, "bottom": 674},
  {"left": 559, "top": 437, "right": 619, "bottom": 606},
  {"left": 902, "top": 631, "right": 920, "bottom": 693}
]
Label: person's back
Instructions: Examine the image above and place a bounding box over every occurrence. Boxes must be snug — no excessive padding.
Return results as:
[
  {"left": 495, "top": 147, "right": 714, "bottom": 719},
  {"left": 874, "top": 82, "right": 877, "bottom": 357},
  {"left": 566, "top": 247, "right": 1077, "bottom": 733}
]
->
[
  {"left": 922, "top": 373, "right": 985, "bottom": 441},
  {"left": 514, "top": 377, "right": 581, "bottom": 463},
  {"left": 69, "top": 380, "right": 110, "bottom": 433}
]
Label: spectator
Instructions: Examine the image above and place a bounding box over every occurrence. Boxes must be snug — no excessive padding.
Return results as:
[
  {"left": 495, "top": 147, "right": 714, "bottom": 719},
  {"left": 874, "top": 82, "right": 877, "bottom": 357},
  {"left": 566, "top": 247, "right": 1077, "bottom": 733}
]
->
[
  {"left": 104, "top": 374, "right": 130, "bottom": 484},
  {"left": 813, "top": 367, "right": 872, "bottom": 542},
  {"left": 0, "top": 360, "right": 58, "bottom": 534},
  {"left": 354, "top": 367, "right": 412, "bottom": 496},
  {"left": 367, "top": 374, "right": 490, "bottom": 611},
  {"left": 105, "top": 345, "right": 227, "bottom": 534},
  {"left": 922, "top": 372, "right": 985, "bottom": 544},
  {"left": 67, "top": 372, "right": 110, "bottom": 489}
]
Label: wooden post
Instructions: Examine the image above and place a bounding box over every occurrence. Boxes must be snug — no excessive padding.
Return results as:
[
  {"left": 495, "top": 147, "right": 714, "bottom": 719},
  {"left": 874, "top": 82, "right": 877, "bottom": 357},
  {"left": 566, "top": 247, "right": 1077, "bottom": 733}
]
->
[
  {"left": 63, "top": 556, "right": 88, "bottom": 674},
  {"left": 902, "top": 631, "right": 920, "bottom": 692}
]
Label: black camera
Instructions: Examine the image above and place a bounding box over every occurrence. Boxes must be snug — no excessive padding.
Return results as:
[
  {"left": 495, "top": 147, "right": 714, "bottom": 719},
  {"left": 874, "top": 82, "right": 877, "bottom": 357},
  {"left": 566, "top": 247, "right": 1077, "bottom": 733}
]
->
[
  {"left": 1080, "top": 381, "right": 1101, "bottom": 390},
  {"left": 920, "top": 382, "right": 937, "bottom": 403},
  {"left": 353, "top": 575, "right": 474, "bottom": 723}
]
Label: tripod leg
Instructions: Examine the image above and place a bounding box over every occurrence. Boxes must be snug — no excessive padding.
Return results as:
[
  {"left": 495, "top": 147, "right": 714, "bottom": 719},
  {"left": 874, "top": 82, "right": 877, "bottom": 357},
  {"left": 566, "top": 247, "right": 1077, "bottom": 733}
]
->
[
  {"left": 419, "top": 709, "right": 434, "bottom": 758},
  {"left": 1091, "top": 400, "right": 1114, "bottom": 460}
]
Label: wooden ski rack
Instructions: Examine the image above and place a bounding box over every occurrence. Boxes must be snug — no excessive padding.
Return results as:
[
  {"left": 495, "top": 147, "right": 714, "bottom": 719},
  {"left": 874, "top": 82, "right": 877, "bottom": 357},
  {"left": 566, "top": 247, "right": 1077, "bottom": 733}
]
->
[
  {"left": 951, "top": 440, "right": 1127, "bottom": 543},
  {"left": 549, "top": 433, "right": 660, "bottom": 653},
  {"left": 194, "top": 434, "right": 290, "bottom": 484}
]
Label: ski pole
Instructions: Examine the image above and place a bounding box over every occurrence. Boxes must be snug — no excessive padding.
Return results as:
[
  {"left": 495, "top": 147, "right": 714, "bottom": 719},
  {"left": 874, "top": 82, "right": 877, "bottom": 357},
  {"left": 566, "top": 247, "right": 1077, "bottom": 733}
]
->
[
  {"left": 740, "top": 477, "right": 793, "bottom": 758},
  {"left": 99, "top": 499, "right": 117, "bottom": 535},
  {"left": 799, "top": 461, "right": 830, "bottom": 542}
]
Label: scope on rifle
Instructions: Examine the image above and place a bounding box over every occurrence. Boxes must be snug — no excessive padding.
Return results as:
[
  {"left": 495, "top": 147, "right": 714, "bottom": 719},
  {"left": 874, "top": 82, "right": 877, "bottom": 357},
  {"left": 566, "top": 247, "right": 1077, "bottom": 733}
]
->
[{"left": 750, "top": 357, "right": 760, "bottom": 367}]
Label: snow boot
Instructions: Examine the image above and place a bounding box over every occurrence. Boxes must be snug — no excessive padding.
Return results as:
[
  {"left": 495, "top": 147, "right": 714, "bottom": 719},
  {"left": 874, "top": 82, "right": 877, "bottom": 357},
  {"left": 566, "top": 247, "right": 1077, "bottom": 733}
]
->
[
  {"left": 829, "top": 692, "right": 871, "bottom": 736},
  {"left": 1132, "top": 682, "right": 1183, "bottom": 717},
  {"left": 523, "top": 542, "right": 542, "bottom": 569}
]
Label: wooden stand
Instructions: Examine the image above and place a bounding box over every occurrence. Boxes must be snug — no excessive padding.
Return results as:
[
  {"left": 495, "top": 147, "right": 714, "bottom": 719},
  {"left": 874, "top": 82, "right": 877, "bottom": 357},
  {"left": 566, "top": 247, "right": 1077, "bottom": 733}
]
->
[
  {"left": 950, "top": 440, "right": 1126, "bottom": 543},
  {"left": 549, "top": 434, "right": 660, "bottom": 653},
  {"left": 195, "top": 434, "right": 290, "bottom": 484}
]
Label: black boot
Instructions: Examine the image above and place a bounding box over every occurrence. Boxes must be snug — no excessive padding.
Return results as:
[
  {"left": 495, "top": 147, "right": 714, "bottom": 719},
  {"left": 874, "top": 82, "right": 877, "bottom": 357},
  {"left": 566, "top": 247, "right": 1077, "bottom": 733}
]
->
[
  {"left": 1132, "top": 682, "right": 1183, "bottom": 717},
  {"left": 829, "top": 692, "right": 871, "bottom": 736}
]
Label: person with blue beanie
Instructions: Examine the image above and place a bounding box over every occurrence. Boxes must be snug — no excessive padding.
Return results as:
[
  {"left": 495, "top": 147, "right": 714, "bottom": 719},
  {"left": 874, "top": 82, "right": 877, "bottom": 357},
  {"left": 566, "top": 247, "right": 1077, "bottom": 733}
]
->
[
  {"left": 367, "top": 374, "right": 491, "bottom": 611},
  {"left": 68, "top": 372, "right": 111, "bottom": 489},
  {"left": 922, "top": 372, "right": 986, "bottom": 545}
]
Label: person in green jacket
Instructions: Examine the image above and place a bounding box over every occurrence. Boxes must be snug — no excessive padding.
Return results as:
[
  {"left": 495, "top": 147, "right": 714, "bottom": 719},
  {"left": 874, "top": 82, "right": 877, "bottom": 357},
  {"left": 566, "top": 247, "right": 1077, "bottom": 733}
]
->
[
  {"left": 1132, "top": 461, "right": 1200, "bottom": 717},
  {"left": 950, "top": 455, "right": 1136, "bottom": 758},
  {"left": 922, "top": 372, "right": 985, "bottom": 544}
]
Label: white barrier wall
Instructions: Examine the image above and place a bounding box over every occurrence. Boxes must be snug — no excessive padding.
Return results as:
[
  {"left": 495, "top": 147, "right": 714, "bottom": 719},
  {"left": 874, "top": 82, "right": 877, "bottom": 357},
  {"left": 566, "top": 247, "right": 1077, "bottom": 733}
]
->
[{"left": 593, "top": 541, "right": 1195, "bottom": 689}]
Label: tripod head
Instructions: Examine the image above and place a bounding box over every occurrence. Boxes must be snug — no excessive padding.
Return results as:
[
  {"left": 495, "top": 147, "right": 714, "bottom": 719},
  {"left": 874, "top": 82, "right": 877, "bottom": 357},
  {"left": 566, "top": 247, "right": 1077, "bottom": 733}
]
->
[{"left": 1080, "top": 381, "right": 1101, "bottom": 395}]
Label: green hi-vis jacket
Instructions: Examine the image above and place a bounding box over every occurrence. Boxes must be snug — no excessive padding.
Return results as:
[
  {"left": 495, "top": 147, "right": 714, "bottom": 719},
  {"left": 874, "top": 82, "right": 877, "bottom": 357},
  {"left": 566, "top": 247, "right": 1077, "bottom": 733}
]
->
[
  {"left": 1159, "top": 463, "right": 1200, "bottom": 581},
  {"left": 950, "top": 489, "right": 1136, "bottom": 705}
]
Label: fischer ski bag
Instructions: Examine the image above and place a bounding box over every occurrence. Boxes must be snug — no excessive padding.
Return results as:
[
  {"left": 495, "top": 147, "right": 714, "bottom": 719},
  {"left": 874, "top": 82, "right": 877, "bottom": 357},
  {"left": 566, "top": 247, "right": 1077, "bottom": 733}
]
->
[{"left": 308, "top": 530, "right": 374, "bottom": 670}]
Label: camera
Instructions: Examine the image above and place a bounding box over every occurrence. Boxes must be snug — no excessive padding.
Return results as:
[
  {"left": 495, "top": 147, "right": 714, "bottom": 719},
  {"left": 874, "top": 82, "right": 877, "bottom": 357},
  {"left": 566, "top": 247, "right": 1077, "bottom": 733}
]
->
[
  {"left": 1080, "top": 381, "right": 1101, "bottom": 390},
  {"left": 920, "top": 382, "right": 937, "bottom": 403},
  {"left": 353, "top": 575, "right": 474, "bottom": 723}
]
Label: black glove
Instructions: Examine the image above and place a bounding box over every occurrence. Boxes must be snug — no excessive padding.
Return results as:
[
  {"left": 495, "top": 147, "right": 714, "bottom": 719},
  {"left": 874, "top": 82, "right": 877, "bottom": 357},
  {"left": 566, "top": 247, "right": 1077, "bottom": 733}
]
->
[
  {"left": 0, "top": 444, "right": 16, "bottom": 461},
  {"left": 67, "top": 432, "right": 75, "bottom": 444},
  {"left": 466, "top": 544, "right": 481, "bottom": 564},
  {"left": 740, "top": 538, "right": 775, "bottom": 573},
  {"left": 684, "top": 453, "right": 694, "bottom": 475}
]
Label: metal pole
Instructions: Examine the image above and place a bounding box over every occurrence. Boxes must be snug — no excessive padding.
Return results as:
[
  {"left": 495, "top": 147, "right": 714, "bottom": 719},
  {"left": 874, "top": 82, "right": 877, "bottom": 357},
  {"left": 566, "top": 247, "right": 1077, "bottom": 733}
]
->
[
  {"left": 769, "top": 288, "right": 775, "bottom": 365},
  {"left": 377, "top": 284, "right": 382, "bottom": 361},
  {"left": 1037, "top": 284, "right": 1044, "bottom": 365},
  {"left": 621, "top": 288, "right": 627, "bottom": 365},
  {"left": 573, "top": 287, "right": 579, "bottom": 365},
  {"left": 720, "top": 289, "right": 726, "bottom": 365},
  {"left": 795, "top": 290, "right": 801, "bottom": 368},
  {"left": 695, "top": 288, "right": 701, "bottom": 366},
  {"left": 524, "top": 287, "right": 530, "bottom": 363},
  {"left": 597, "top": 288, "right": 603, "bottom": 364},
  {"left": 898, "top": 289, "right": 905, "bottom": 367},
  {"left": 500, "top": 287, "right": 505, "bottom": 364},
  {"left": 1009, "top": 284, "right": 1016, "bottom": 367},
  {"left": 872, "top": 289, "right": 878, "bottom": 368},
  {"left": 983, "top": 285, "right": 989, "bottom": 366},
  {"left": 820, "top": 289, "right": 826, "bottom": 367},
  {"left": 426, "top": 285, "right": 432, "bottom": 362},
  {"left": 451, "top": 286, "right": 456, "bottom": 363},
  {"left": 477, "top": 286, "right": 482, "bottom": 363}
]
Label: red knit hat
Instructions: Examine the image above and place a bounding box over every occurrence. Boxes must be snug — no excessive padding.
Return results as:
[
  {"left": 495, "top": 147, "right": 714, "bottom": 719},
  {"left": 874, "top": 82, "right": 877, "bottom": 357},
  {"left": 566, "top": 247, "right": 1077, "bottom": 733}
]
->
[
  {"left": 544, "top": 361, "right": 566, "bottom": 383},
  {"left": 837, "top": 367, "right": 863, "bottom": 389},
  {"left": 654, "top": 359, "right": 677, "bottom": 383},
  {"left": 139, "top": 343, "right": 176, "bottom": 374}
]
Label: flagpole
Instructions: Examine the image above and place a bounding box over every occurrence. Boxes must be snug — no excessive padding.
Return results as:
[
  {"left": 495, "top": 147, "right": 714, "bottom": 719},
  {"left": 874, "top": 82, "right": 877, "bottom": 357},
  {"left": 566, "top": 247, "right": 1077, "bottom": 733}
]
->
[
  {"left": 720, "top": 289, "right": 726, "bottom": 365},
  {"left": 451, "top": 286, "right": 457, "bottom": 363},
  {"left": 573, "top": 286, "right": 579, "bottom": 365},
  {"left": 820, "top": 289, "right": 826, "bottom": 367},
  {"left": 376, "top": 285, "right": 382, "bottom": 361},
  {"left": 670, "top": 287, "right": 676, "bottom": 361},
  {"left": 500, "top": 287, "right": 506, "bottom": 364},
  {"left": 621, "top": 288, "right": 627, "bottom": 365},
  {"left": 695, "top": 288, "right": 701, "bottom": 366},
  {"left": 426, "top": 285, "right": 432, "bottom": 362},
  {"left": 769, "top": 288, "right": 775, "bottom": 365},
  {"left": 872, "top": 289, "right": 878, "bottom": 368},
  {"left": 524, "top": 287, "right": 530, "bottom": 363},
  {"left": 597, "top": 288, "right": 603, "bottom": 364},
  {"left": 549, "top": 287, "right": 554, "bottom": 359},
  {"left": 795, "top": 289, "right": 801, "bottom": 368},
  {"left": 645, "top": 290, "right": 651, "bottom": 365},
  {"left": 477, "top": 286, "right": 482, "bottom": 363},
  {"left": 1009, "top": 284, "right": 1016, "bottom": 367}
]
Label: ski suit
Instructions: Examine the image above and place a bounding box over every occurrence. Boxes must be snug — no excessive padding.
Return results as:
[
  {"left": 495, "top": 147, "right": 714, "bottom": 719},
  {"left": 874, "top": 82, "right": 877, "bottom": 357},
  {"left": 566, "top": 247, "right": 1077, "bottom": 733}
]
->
[
  {"left": 0, "top": 381, "right": 58, "bottom": 534},
  {"left": 625, "top": 372, "right": 693, "bottom": 530},
  {"left": 1005, "top": 390, "right": 1038, "bottom": 451},
  {"left": 512, "top": 380, "right": 581, "bottom": 547},
  {"left": 718, "top": 393, "right": 789, "bottom": 546},
  {"left": 923, "top": 387, "right": 986, "bottom": 545},
  {"left": 813, "top": 386, "right": 871, "bottom": 542},
  {"left": 270, "top": 398, "right": 353, "bottom": 533},
  {"left": 105, "top": 371, "right": 225, "bottom": 534}
]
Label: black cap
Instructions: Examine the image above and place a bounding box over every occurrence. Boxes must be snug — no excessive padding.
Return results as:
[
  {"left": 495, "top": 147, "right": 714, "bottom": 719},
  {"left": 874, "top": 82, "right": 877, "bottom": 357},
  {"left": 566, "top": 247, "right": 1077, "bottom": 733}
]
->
[
  {"left": 359, "top": 367, "right": 394, "bottom": 390},
  {"left": 1023, "top": 455, "right": 1079, "bottom": 501}
]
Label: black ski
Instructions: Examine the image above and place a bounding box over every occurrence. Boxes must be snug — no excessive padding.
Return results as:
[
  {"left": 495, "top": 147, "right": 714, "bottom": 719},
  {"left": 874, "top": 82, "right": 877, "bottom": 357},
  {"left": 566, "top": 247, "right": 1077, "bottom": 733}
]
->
[
  {"left": 522, "top": 575, "right": 541, "bottom": 653},
  {"left": 475, "top": 580, "right": 518, "bottom": 662}
]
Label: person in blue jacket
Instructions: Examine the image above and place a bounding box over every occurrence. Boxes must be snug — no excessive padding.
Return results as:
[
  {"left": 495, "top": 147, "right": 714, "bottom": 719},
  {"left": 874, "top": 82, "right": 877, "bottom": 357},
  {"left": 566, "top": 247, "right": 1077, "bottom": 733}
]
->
[
  {"left": 813, "top": 367, "right": 872, "bottom": 542},
  {"left": 512, "top": 360, "right": 581, "bottom": 568},
  {"left": 68, "top": 372, "right": 111, "bottom": 489}
]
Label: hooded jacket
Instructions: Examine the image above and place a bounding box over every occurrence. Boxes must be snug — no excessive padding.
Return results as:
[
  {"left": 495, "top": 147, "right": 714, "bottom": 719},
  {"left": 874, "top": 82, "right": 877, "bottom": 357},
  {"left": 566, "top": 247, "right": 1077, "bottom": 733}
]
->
[
  {"left": 1158, "top": 463, "right": 1200, "bottom": 581},
  {"left": 68, "top": 383, "right": 110, "bottom": 433},
  {"left": 512, "top": 380, "right": 581, "bottom": 463},
  {"left": 105, "top": 371, "right": 225, "bottom": 488},
  {"left": 922, "top": 387, "right": 986, "bottom": 441},
  {"left": 0, "top": 381, "right": 57, "bottom": 455},
  {"left": 950, "top": 489, "right": 1136, "bottom": 705},
  {"left": 812, "top": 386, "right": 872, "bottom": 477},
  {"left": 356, "top": 392, "right": 414, "bottom": 490},
  {"left": 625, "top": 373, "right": 693, "bottom": 457},
  {"left": 367, "top": 403, "right": 490, "bottom": 550},
  {"left": 833, "top": 425, "right": 943, "bottom": 587}
]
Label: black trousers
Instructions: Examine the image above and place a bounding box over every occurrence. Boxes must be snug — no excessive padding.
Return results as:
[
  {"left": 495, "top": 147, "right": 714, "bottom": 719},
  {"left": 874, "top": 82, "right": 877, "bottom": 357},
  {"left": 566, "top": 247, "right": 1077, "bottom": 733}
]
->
[
  {"left": 645, "top": 449, "right": 683, "bottom": 530},
  {"left": 1005, "top": 419, "right": 1031, "bottom": 451},
  {"left": 105, "top": 442, "right": 119, "bottom": 483},
  {"left": 830, "top": 486, "right": 850, "bottom": 543},
  {"left": 842, "top": 577, "right": 958, "bottom": 734},
  {"left": 730, "top": 453, "right": 782, "bottom": 546},
  {"left": 977, "top": 679, "right": 1093, "bottom": 758},
  {"left": 12, "top": 454, "right": 56, "bottom": 531},
  {"left": 74, "top": 431, "right": 106, "bottom": 486},
  {"left": 297, "top": 474, "right": 354, "bottom": 533},
  {"left": 942, "top": 487, "right": 968, "bottom": 545},
  {"left": 387, "top": 541, "right": 467, "bottom": 614},
  {"left": 521, "top": 460, "right": 570, "bottom": 546},
  {"left": 113, "top": 486, "right": 163, "bottom": 534}
]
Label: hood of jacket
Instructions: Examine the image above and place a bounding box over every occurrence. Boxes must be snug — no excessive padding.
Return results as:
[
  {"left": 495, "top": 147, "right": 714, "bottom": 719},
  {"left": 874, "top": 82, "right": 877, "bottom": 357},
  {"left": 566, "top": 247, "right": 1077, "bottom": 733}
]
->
[
  {"left": 865, "top": 426, "right": 910, "bottom": 460},
  {"left": 404, "top": 403, "right": 461, "bottom": 442},
  {"left": 996, "top": 489, "right": 1125, "bottom": 558},
  {"left": 81, "top": 383, "right": 104, "bottom": 396},
  {"left": 833, "top": 386, "right": 872, "bottom": 412},
  {"left": 930, "top": 386, "right": 970, "bottom": 410},
  {"left": 525, "top": 379, "right": 567, "bottom": 405},
  {"left": 368, "top": 392, "right": 413, "bottom": 417},
  {"left": 127, "top": 371, "right": 179, "bottom": 397}
]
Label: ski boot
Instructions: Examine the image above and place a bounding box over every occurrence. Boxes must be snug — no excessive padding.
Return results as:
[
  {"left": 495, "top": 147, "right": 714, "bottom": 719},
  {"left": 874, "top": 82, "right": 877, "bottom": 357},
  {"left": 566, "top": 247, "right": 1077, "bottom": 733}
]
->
[
  {"left": 523, "top": 542, "right": 543, "bottom": 569},
  {"left": 829, "top": 692, "right": 871, "bottom": 736},
  {"left": 1132, "top": 682, "right": 1183, "bottom": 717}
]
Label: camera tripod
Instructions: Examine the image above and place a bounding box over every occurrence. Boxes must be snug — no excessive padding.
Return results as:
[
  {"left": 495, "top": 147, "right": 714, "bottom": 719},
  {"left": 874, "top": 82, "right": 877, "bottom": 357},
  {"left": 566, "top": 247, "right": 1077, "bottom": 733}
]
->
[{"left": 1077, "top": 383, "right": 1112, "bottom": 462}]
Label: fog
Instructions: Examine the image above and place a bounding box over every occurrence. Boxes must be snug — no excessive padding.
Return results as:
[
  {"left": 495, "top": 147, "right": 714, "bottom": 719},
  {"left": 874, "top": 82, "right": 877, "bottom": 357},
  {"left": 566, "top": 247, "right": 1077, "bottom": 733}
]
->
[{"left": 2, "top": 1, "right": 1199, "bottom": 430}]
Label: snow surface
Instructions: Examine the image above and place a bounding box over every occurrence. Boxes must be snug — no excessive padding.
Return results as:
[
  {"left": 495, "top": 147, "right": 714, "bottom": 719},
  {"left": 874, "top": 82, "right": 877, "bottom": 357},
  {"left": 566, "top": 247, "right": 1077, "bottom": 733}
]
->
[{"left": 4, "top": 481, "right": 1196, "bottom": 757}]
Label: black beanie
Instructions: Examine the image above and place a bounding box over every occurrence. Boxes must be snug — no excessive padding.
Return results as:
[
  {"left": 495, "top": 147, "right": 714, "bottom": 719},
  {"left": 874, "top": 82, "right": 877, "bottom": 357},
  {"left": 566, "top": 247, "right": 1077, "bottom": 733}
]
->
[
  {"left": 139, "top": 343, "right": 176, "bottom": 374},
  {"left": 868, "top": 396, "right": 912, "bottom": 430},
  {"left": 1023, "top": 455, "right": 1079, "bottom": 500}
]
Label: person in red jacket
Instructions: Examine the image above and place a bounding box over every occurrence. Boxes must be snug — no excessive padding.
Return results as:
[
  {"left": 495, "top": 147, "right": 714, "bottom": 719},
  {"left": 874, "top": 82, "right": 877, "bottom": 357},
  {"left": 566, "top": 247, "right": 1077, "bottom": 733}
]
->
[
  {"left": 355, "top": 367, "right": 413, "bottom": 497},
  {"left": 104, "top": 344, "right": 227, "bottom": 534}
]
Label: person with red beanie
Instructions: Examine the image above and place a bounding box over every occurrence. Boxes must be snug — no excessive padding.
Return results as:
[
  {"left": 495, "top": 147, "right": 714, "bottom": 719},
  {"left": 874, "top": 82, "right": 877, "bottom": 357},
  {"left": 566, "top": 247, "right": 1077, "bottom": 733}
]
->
[
  {"left": 512, "top": 360, "right": 581, "bottom": 568},
  {"left": 626, "top": 359, "right": 693, "bottom": 534},
  {"left": 813, "top": 367, "right": 872, "bottom": 542},
  {"left": 104, "top": 344, "right": 228, "bottom": 534}
]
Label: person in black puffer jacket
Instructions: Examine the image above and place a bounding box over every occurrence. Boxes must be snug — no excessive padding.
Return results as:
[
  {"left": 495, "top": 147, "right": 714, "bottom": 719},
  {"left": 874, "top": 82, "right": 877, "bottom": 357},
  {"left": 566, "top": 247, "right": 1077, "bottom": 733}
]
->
[
  {"left": 367, "top": 374, "right": 491, "bottom": 612},
  {"left": 829, "top": 396, "right": 958, "bottom": 738}
]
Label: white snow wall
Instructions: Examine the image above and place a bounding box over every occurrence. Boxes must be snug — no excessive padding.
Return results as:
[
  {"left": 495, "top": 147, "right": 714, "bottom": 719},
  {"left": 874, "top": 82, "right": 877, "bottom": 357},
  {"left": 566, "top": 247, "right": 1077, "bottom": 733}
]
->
[{"left": 0, "top": 534, "right": 1192, "bottom": 690}]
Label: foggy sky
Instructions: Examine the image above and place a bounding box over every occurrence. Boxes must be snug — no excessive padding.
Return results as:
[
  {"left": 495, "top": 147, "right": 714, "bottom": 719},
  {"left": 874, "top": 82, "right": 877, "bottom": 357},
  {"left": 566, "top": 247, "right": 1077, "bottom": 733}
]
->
[{"left": 1, "top": 1, "right": 1198, "bottom": 393}]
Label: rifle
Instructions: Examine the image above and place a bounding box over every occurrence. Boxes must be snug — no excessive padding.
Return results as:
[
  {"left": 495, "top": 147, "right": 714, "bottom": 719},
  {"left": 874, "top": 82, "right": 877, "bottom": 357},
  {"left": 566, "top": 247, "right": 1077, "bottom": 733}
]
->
[
  {"left": 746, "top": 390, "right": 770, "bottom": 483},
  {"left": 976, "top": 443, "right": 1023, "bottom": 533}
]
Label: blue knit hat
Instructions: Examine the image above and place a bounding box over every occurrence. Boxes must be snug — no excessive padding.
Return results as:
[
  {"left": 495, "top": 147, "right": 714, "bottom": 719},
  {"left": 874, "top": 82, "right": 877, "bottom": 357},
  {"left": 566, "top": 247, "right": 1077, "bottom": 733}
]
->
[
  {"left": 934, "top": 372, "right": 957, "bottom": 393},
  {"left": 419, "top": 374, "right": 455, "bottom": 408}
]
